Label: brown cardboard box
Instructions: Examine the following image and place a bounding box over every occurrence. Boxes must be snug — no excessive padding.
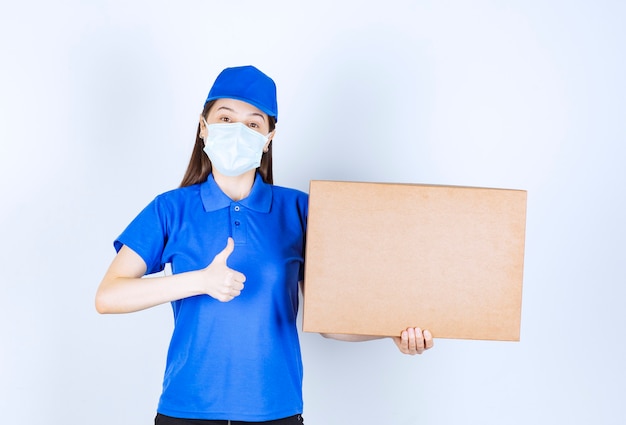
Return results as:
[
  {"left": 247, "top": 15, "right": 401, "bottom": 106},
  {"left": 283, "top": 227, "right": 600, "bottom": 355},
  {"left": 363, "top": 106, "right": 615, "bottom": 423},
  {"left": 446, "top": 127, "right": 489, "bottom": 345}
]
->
[{"left": 302, "top": 180, "right": 527, "bottom": 341}]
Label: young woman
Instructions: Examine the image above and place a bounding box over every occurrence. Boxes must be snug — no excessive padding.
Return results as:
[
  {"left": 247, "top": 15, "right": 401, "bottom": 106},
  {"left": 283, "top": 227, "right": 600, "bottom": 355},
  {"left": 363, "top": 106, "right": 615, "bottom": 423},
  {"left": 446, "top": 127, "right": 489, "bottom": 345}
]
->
[{"left": 95, "top": 65, "right": 433, "bottom": 424}]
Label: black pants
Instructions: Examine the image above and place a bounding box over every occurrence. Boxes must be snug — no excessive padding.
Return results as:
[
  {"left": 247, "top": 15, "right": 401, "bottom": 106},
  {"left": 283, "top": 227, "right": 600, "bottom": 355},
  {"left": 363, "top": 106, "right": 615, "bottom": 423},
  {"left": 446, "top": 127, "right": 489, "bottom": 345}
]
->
[{"left": 155, "top": 413, "right": 304, "bottom": 425}]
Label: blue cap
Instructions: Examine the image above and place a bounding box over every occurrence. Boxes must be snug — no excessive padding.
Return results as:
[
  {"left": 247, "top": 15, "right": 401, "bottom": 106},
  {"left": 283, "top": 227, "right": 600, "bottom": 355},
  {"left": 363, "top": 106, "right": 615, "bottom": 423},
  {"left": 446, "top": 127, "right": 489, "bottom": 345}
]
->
[{"left": 205, "top": 65, "right": 278, "bottom": 122}]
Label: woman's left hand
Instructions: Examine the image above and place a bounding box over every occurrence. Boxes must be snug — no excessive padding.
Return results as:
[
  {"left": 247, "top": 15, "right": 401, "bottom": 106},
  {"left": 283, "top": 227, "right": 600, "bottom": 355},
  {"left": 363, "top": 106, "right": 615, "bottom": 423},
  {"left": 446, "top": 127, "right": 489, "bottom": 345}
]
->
[{"left": 392, "top": 327, "right": 434, "bottom": 355}]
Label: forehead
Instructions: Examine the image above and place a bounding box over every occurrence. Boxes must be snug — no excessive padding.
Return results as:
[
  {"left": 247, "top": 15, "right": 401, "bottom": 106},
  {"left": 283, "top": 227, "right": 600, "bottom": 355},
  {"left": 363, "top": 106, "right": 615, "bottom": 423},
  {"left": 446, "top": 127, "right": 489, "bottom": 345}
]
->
[{"left": 209, "top": 98, "right": 267, "bottom": 119}]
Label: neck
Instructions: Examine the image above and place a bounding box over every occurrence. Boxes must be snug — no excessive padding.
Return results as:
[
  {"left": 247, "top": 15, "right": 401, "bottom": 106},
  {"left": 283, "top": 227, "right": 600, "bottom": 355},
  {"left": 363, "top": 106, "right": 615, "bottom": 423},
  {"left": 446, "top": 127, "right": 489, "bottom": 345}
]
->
[{"left": 212, "top": 170, "right": 256, "bottom": 201}]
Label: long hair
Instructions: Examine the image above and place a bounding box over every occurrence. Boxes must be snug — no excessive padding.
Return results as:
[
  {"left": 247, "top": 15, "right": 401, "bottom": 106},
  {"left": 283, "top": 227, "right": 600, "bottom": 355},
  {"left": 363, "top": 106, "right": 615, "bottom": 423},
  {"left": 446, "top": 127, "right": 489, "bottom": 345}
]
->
[{"left": 179, "top": 100, "right": 276, "bottom": 187}]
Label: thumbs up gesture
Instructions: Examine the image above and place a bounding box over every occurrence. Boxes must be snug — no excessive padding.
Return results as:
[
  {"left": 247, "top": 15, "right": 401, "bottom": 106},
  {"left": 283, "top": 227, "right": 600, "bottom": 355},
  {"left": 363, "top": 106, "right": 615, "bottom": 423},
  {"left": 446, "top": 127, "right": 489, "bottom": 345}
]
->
[{"left": 201, "top": 237, "right": 246, "bottom": 302}]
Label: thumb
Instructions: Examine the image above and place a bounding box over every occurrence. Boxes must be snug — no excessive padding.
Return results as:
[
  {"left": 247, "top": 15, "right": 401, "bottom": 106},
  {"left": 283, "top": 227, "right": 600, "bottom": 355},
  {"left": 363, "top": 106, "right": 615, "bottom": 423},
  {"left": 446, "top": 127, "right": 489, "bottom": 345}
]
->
[{"left": 212, "top": 237, "right": 235, "bottom": 264}]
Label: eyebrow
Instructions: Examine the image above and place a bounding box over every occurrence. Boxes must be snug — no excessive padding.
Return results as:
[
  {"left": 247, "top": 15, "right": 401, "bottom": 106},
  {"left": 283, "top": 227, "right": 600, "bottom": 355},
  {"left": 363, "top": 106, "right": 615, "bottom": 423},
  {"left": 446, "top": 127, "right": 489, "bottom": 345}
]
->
[{"left": 216, "top": 106, "right": 266, "bottom": 122}]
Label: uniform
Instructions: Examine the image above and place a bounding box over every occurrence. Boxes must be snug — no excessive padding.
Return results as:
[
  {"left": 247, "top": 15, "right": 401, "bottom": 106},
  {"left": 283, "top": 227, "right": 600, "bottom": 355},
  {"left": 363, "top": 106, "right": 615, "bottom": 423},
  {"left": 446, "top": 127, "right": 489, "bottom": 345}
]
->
[{"left": 115, "top": 173, "right": 308, "bottom": 421}]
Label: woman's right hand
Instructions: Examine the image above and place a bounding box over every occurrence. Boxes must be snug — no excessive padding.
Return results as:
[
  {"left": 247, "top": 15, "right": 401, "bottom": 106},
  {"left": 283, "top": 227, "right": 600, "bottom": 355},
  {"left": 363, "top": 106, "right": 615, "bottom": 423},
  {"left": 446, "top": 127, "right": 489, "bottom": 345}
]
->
[
  {"left": 200, "top": 237, "right": 246, "bottom": 302},
  {"left": 96, "top": 238, "right": 245, "bottom": 314}
]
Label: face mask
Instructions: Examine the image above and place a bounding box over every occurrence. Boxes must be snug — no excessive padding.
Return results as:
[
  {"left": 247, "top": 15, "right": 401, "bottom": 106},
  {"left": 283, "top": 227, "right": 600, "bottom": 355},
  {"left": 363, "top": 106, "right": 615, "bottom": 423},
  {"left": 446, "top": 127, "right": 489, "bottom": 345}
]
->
[{"left": 202, "top": 121, "right": 269, "bottom": 177}]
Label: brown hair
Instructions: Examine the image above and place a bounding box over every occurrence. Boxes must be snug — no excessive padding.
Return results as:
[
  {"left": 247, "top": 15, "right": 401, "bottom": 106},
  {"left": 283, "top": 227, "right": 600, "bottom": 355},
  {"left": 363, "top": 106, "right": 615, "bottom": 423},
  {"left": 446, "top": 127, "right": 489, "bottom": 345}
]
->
[{"left": 179, "top": 100, "right": 276, "bottom": 187}]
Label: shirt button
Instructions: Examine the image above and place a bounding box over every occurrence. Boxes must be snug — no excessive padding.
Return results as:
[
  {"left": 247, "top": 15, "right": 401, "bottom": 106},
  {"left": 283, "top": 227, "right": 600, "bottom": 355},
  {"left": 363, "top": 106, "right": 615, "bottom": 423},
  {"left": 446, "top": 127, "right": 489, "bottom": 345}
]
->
[
  {"left": 234, "top": 221, "right": 240, "bottom": 226},
  {"left": 234, "top": 206, "right": 240, "bottom": 211}
]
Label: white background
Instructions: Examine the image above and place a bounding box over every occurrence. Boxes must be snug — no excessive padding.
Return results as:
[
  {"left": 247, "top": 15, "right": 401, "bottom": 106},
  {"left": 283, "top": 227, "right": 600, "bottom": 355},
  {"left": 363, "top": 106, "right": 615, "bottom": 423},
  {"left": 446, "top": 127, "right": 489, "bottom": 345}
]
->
[{"left": 1, "top": 1, "right": 625, "bottom": 424}]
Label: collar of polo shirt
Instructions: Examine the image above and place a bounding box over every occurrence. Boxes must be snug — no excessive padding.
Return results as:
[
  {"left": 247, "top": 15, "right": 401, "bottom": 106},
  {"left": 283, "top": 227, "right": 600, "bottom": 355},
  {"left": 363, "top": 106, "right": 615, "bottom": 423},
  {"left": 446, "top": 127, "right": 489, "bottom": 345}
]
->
[{"left": 200, "top": 173, "right": 272, "bottom": 213}]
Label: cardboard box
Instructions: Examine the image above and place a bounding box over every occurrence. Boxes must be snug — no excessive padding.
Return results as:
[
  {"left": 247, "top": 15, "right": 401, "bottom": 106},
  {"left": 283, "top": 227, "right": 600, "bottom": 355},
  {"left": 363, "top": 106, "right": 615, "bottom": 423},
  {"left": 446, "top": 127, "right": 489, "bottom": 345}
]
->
[{"left": 302, "top": 180, "right": 527, "bottom": 341}]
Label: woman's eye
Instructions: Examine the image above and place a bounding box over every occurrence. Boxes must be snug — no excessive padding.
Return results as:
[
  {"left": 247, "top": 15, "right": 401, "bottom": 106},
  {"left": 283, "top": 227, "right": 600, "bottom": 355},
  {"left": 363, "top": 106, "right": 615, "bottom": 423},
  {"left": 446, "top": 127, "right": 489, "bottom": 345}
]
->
[
  {"left": 220, "top": 116, "right": 231, "bottom": 122},
  {"left": 248, "top": 122, "right": 259, "bottom": 129}
]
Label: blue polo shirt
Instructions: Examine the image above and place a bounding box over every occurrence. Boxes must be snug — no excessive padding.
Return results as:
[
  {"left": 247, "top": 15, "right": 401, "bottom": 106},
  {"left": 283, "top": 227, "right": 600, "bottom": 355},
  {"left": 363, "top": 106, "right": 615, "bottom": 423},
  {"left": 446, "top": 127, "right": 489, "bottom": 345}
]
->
[{"left": 114, "top": 173, "right": 308, "bottom": 421}]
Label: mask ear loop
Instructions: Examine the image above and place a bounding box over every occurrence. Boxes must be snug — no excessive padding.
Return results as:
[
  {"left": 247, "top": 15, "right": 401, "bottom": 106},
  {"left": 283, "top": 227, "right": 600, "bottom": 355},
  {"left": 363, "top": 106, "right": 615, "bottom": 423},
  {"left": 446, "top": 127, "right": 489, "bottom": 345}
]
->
[
  {"left": 201, "top": 118, "right": 210, "bottom": 142},
  {"left": 263, "top": 127, "right": 275, "bottom": 153}
]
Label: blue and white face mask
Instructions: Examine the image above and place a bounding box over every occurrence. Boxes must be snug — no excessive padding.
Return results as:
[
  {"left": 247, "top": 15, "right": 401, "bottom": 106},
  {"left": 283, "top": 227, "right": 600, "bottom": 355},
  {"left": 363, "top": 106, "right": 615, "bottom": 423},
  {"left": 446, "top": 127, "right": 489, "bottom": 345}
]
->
[{"left": 202, "top": 121, "right": 270, "bottom": 177}]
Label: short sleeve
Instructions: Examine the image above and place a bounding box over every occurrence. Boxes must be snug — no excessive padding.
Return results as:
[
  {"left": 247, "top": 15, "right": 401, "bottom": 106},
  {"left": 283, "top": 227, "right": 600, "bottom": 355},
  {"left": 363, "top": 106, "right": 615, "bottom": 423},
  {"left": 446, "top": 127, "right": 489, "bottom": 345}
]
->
[{"left": 114, "top": 196, "right": 169, "bottom": 275}]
